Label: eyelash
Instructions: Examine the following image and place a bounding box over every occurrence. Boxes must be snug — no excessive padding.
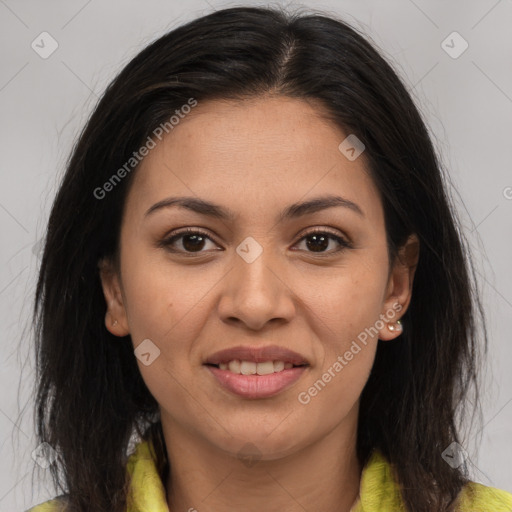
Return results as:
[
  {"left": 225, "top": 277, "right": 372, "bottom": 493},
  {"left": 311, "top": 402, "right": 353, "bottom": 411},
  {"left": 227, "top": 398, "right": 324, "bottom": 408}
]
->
[{"left": 158, "top": 227, "right": 352, "bottom": 256}]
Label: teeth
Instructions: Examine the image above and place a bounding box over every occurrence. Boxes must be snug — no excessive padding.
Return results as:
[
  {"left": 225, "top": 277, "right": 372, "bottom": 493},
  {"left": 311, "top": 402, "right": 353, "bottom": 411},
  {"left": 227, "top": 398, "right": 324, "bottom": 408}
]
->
[
  {"left": 273, "top": 361, "right": 284, "bottom": 372},
  {"left": 217, "top": 360, "right": 298, "bottom": 374},
  {"left": 228, "top": 360, "right": 240, "bottom": 373},
  {"left": 240, "top": 361, "right": 257, "bottom": 375},
  {"left": 256, "top": 361, "right": 274, "bottom": 375}
]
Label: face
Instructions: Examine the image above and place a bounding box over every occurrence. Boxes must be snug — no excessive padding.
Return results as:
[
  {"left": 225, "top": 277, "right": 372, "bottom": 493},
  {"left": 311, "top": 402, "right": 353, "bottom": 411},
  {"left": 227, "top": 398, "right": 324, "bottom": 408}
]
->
[{"left": 100, "top": 96, "right": 417, "bottom": 460}]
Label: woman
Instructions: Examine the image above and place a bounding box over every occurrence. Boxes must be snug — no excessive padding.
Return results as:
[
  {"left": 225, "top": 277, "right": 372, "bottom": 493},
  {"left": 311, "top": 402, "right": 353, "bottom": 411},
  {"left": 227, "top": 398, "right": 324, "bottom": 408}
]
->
[{"left": 27, "top": 5, "right": 512, "bottom": 512}]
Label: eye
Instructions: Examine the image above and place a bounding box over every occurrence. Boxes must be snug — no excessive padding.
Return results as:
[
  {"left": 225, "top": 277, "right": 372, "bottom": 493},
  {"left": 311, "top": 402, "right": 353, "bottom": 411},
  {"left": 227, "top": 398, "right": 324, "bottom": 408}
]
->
[
  {"left": 158, "top": 228, "right": 219, "bottom": 254},
  {"left": 159, "top": 227, "right": 351, "bottom": 256},
  {"left": 293, "top": 228, "right": 351, "bottom": 254}
]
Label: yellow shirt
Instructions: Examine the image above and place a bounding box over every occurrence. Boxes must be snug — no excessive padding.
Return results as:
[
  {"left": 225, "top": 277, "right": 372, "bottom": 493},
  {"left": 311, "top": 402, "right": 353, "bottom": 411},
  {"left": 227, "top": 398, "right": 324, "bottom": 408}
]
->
[{"left": 26, "top": 438, "right": 512, "bottom": 512}]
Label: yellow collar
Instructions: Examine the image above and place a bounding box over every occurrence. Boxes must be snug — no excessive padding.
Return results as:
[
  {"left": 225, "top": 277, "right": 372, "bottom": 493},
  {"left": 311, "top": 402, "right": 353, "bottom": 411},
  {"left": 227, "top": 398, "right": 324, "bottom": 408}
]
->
[
  {"left": 125, "top": 438, "right": 512, "bottom": 512},
  {"left": 126, "top": 439, "right": 169, "bottom": 512}
]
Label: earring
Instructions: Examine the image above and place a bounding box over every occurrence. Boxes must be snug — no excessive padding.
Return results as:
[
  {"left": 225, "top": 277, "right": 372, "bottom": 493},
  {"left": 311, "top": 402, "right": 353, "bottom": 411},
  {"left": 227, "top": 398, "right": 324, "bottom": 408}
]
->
[
  {"left": 387, "top": 320, "right": 402, "bottom": 332},
  {"left": 112, "top": 319, "right": 118, "bottom": 327}
]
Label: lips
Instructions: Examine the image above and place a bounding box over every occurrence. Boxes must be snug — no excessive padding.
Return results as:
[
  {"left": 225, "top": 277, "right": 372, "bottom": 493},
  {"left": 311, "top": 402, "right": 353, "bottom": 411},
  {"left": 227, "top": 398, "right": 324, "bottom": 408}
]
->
[
  {"left": 206, "top": 365, "right": 308, "bottom": 399},
  {"left": 203, "top": 345, "right": 310, "bottom": 399},
  {"left": 203, "top": 344, "right": 309, "bottom": 366}
]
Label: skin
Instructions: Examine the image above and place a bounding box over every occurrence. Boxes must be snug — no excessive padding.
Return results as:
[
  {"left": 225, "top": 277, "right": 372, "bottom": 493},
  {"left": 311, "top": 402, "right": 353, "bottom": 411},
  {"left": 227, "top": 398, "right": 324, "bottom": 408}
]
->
[{"left": 100, "top": 95, "right": 419, "bottom": 512}]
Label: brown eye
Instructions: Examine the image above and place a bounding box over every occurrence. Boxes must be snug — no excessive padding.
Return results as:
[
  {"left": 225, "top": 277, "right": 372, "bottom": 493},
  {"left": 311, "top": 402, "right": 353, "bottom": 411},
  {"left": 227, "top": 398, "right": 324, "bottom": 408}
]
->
[
  {"left": 159, "top": 227, "right": 351, "bottom": 256},
  {"left": 160, "top": 228, "right": 218, "bottom": 254},
  {"left": 294, "top": 230, "right": 351, "bottom": 254}
]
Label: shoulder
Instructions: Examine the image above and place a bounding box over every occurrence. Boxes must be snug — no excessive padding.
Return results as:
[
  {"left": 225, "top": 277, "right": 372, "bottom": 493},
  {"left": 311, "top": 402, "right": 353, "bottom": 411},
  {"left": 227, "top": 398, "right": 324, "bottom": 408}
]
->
[
  {"left": 24, "top": 439, "right": 154, "bottom": 512},
  {"left": 455, "top": 480, "right": 512, "bottom": 511},
  {"left": 25, "top": 495, "right": 69, "bottom": 512},
  {"left": 360, "top": 450, "right": 512, "bottom": 512}
]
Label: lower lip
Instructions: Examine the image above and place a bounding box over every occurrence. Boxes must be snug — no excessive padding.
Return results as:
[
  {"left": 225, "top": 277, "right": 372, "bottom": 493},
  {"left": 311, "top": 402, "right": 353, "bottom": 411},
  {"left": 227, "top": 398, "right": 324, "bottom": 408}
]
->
[{"left": 205, "top": 365, "right": 308, "bottom": 399}]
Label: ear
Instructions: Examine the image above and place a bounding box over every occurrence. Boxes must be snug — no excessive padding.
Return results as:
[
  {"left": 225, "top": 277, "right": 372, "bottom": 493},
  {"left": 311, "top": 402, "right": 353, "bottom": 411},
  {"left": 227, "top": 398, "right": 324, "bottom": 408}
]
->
[
  {"left": 98, "top": 257, "right": 130, "bottom": 337},
  {"left": 378, "top": 234, "right": 420, "bottom": 341}
]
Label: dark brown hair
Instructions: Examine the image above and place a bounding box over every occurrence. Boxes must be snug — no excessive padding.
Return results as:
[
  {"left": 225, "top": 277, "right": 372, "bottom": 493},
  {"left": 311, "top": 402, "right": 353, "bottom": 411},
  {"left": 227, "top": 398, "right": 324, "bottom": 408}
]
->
[{"left": 32, "top": 5, "right": 485, "bottom": 511}]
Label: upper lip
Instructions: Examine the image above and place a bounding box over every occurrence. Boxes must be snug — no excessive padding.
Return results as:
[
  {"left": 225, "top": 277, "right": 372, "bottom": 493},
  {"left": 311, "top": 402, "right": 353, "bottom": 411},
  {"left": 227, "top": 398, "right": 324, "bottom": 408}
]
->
[{"left": 204, "top": 345, "right": 309, "bottom": 366}]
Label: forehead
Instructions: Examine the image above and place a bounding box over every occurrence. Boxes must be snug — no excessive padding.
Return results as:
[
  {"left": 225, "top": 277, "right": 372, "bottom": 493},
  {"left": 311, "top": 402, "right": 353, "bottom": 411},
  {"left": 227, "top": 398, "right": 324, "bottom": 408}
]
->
[{"left": 125, "top": 96, "right": 383, "bottom": 225}]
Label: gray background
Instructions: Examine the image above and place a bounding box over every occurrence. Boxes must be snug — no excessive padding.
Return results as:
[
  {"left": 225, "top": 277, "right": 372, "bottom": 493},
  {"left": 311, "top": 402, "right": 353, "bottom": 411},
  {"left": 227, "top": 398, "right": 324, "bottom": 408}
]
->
[{"left": 1, "top": 0, "right": 511, "bottom": 510}]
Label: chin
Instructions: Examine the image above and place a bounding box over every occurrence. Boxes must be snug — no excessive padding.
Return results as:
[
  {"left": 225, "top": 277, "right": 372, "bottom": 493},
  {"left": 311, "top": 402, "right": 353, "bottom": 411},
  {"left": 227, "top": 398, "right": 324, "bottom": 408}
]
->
[{"left": 212, "top": 426, "right": 308, "bottom": 462}]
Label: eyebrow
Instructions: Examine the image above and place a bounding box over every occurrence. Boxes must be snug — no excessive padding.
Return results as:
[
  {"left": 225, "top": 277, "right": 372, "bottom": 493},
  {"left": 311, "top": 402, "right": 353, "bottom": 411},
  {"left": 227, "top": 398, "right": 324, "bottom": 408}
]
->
[{"left": 144, "top": 194, "right": 364, "bottom": 221}]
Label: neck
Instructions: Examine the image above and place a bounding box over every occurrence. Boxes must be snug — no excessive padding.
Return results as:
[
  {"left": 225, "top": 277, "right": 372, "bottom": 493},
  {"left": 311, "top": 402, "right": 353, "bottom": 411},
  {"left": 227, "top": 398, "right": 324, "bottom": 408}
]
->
[{"left": 163, "top": 407, "right": 362, "bottom": 512}]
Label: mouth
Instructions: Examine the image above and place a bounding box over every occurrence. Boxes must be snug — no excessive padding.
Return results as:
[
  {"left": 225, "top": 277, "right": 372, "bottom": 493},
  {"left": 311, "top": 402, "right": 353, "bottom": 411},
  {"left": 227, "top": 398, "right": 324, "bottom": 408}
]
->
[
  {"left": 203, "top": 345, "right": 310, "bottom": 399},
  {"left": 204, "top": 360, "right": 307, "bottom": 375},
  {"left": 204, "top": 344, "right": 309, "bottom": 371}
]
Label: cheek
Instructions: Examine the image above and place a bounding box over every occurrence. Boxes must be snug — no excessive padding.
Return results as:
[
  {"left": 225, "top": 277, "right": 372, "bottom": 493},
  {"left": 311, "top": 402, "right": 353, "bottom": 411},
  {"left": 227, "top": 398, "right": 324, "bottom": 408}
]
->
[
  {"left": 121, "top": 250, "right": 210, "bottom": 343},
  {"left": 295, "top": 259, "right": 387, "bottom": 405},
  {"left": 295, "top": 273, "right": 383, "bottom": 423},
  {"left": 119, "top": 254, "right": 211, "bottom": 415},
  {"left": 306, "top": 264, "right": 387, "bottom": 348}
]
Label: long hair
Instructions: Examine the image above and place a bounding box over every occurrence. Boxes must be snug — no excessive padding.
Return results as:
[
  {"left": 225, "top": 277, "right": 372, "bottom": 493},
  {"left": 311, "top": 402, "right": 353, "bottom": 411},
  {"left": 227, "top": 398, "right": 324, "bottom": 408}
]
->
[{"left": 33, "top": 6, "right": 485, "bottom": 511}]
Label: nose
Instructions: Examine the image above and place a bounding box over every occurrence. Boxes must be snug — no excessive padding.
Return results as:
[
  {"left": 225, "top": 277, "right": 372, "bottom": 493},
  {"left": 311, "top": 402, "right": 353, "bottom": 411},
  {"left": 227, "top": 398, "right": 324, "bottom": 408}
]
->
[{"left": 216, "top": 244, "right": 296, "bottom": 331}]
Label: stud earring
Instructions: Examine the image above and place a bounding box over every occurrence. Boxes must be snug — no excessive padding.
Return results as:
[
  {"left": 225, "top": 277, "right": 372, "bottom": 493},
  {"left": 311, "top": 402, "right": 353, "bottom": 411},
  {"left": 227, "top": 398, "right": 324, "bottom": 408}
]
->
[
  {"left": 387, "top": 320, "right": 402, "bottom": 332},
  {"left": 112, "top": 319, "right": 118, "bottom": 327}
]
